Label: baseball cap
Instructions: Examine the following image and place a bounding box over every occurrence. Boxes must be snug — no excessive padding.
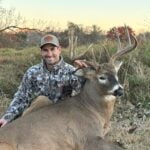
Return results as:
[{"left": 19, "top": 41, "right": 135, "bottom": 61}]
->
[{"left": 40, "top": 34, "right": 60, "bottom": 48}]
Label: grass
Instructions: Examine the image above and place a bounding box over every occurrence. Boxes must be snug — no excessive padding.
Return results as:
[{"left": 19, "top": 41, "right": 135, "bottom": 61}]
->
[{"left": 0, "top": 47, "right": 41, "bottom": 97}]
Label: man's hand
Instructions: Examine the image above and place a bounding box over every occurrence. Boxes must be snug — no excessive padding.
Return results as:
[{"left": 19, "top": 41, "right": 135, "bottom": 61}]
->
[
  {"left": 73, "top": 60, "right": 88, "bottom": 68},
  {"left": 0, "top": 118, "right": 8, "bottom": 127}
]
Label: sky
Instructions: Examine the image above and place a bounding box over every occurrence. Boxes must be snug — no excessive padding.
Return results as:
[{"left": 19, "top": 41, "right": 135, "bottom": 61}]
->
[{"left": 1, "top": 0, "right": 150, "bottom": 33}]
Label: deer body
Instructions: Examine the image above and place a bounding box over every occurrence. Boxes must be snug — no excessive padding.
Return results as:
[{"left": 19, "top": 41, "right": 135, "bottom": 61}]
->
[{"left": 0, "top": 64, "right": 122, "bottom": 150}]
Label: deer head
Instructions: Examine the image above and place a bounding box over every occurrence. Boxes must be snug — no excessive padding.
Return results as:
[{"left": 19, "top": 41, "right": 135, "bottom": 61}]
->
[{"left": 73, "top": 34, "right": 137, "bottom": 97}]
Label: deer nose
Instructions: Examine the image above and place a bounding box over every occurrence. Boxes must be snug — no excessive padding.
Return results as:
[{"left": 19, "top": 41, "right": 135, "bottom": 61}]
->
[{"left": 113, "top": 86, "right": 124, "bottom": 96}]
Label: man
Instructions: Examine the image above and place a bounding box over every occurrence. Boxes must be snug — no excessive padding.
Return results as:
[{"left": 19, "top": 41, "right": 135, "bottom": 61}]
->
[{"left": 0, "top": 34, "right": 87, "bottom": 127}]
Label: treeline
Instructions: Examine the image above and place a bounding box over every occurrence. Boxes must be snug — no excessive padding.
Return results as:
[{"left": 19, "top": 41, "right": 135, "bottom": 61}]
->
[
  {"left": 0, "top": 22, "right": 106, "bottom": 48},
  {"left": 0, "top": 22, "right": 150, "bottom": 48},
  {"left": 0, "top": 22, "right": 150, "bottom": 49}
]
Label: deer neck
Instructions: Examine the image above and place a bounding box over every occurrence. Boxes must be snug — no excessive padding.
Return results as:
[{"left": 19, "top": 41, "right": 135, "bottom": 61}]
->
[
  {"left": 79, "top": 80, "right": 116, "bottom": 130},
  {"left": 79, "top": 80, "right": 110, "bottom": 106},
  {"left": 80, "top": 80, "right": 101, "bottom": 107},
  {"left": 80, "top": 83, "right": 116, "bottom": 111}
]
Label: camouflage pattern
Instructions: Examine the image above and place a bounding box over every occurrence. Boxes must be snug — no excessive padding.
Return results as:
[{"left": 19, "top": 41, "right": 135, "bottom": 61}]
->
[{"left": 2, "top": 57, "right": 85, "bottom": 122}]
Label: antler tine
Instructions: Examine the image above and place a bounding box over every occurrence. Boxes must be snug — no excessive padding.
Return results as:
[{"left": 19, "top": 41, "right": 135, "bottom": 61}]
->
[
  {"left": 91, "top": 48, "right": 97, "bottom": 64},
  {"left": 71, "top": 44, "right": 93, "bottom": 62},
  {"left": 110, "top": 34, "right": 137, "bottom": 63},
  {"left": 85, "top": 60, "right": 97, "bottom": 66},
  {"left": 82, "top": 60, "right": 99, "bottom": 69}
]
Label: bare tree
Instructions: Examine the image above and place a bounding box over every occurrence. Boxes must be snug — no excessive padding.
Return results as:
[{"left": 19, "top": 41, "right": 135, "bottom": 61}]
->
[
  {"left": 68, "top": 27, "right": 78, "bottom": 59},
  {"left": 0, "top": 7, "right": 26, "bottom": 31}
]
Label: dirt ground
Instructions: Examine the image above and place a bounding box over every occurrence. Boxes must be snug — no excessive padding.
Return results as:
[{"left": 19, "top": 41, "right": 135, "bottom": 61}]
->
[
  {"left": 108, "top": 102, "right": 150, "bottom": 150},
  {"left": 108, "top": 118, "right": 150, "bottom": 150}
]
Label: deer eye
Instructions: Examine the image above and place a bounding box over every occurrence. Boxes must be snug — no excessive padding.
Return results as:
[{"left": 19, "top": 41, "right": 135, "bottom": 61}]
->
[
  {"left": 98, "top": 75, "right": 107, "bottom": 84},
  {"left": 99, "top": 76, "right": 106, "bottom": 80}
]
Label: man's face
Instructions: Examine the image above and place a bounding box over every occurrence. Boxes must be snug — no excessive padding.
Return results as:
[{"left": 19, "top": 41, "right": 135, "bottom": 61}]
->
[{"left": 41, "top": 44, "right": 61, "bottom": 65}]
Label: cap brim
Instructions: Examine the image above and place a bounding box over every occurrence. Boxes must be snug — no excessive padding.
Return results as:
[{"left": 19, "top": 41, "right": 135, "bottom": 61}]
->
[{"left": 40, "top": 43, "right": 58, "bottom": 48}]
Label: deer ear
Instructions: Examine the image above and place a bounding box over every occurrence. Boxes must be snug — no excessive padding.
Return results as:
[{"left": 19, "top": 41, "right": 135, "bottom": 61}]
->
[
  {"left": 74, "top": 68, "right": 84, "bottom": 76},
  {"left": 74, "top": 67, "right": 96, "bottom": 79},
  {"left": 114, "top": 61, "right": 123, "bottom": 72}
]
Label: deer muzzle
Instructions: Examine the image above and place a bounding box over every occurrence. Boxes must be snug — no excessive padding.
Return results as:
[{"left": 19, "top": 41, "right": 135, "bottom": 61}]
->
[{"left": 113, "top": 86, "right": 124, "bottom": 96}]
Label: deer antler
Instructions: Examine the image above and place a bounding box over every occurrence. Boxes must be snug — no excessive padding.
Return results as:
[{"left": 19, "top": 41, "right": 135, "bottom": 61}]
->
[
  {"left": 71, "top": 44, "right": 93, "bottom": 62},
  {"left": 110, "top": 34, "right": 137, "bottom": 64},
  {"left": 71, "top": 44, "right": 99, "bottom": 68}
]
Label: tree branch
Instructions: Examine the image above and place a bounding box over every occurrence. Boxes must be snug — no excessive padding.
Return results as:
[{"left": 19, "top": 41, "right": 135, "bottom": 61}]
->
[{"left": 0, "top": 26, "right": 41, "bottom": 32}]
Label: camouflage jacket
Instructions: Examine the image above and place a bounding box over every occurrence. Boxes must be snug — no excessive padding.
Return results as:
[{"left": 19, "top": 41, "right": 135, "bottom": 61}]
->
[{"left": 2, "top": 57, "right": 85, "bottom": 122}]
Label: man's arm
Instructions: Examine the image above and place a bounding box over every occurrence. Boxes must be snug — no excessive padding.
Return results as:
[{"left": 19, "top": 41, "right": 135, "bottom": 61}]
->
[{"left": 0, "top": 69, "right": 36, "bottom": 126}]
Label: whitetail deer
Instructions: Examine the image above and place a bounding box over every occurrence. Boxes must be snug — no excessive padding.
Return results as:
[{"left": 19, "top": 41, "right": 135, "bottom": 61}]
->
[{"left": 0, "top": 34, "right": 137, "bottom": 150}]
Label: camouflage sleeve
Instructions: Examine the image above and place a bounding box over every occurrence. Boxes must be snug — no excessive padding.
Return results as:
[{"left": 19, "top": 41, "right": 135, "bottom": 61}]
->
[{"left": 2, "top": 70, "right": 36, "bottom": 122}]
